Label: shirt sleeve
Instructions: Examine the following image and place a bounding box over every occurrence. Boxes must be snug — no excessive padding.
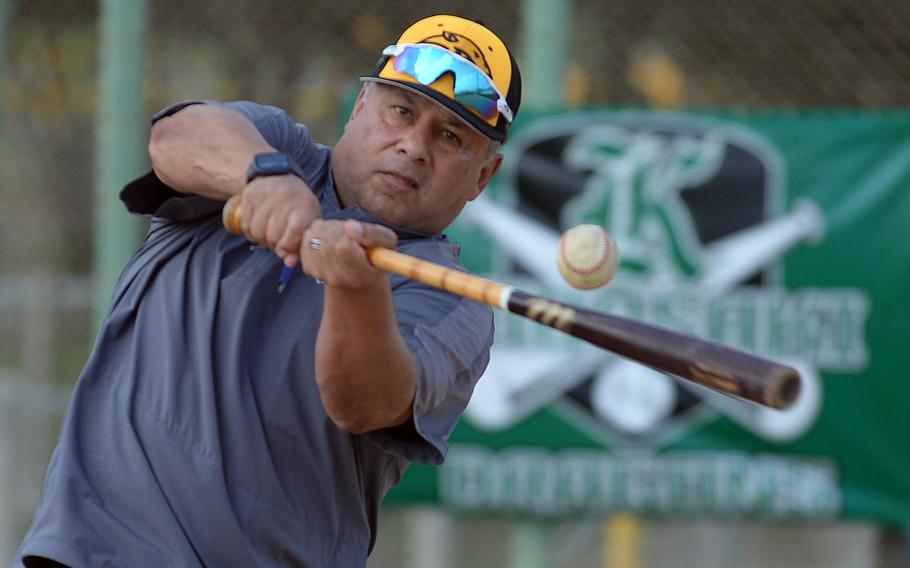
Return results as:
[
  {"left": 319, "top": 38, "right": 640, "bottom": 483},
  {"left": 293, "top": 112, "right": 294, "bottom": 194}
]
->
[
  {"left": 365, "top": 239, "right": 495, "bottom": 465},
  {"left": 120, "top": 99, "right": 327, "bottom": 221}
]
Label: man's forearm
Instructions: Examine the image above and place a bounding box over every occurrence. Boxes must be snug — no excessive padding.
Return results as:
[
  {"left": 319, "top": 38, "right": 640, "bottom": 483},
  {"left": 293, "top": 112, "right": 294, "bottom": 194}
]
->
[
  {"left": 148, "top": 104, "right": 275, "bottom": 200},
  {"left": 315, "top": 280, "right": 418, "bottom": 434}
]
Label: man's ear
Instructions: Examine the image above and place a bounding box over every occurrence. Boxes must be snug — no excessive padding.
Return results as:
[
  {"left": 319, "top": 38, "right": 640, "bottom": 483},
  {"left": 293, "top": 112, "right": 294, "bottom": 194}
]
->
[
  {"left": 346, "top": 84, "right": 370, "bottom": 124},
  {"left": 468, "top": 152, "right": 504, "bottom": 201}
]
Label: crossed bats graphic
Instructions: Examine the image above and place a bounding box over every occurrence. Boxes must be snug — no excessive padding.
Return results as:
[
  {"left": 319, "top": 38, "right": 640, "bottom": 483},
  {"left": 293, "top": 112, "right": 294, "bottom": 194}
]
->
[{"left": 460, "top": 195, "right": 825, "bottom": 443}]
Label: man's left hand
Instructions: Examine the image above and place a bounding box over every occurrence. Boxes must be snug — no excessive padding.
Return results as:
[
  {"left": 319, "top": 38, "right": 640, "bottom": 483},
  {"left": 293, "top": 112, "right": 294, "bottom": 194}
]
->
[{"left": 300, "top": 220, "right": 398, "bottom": 290}]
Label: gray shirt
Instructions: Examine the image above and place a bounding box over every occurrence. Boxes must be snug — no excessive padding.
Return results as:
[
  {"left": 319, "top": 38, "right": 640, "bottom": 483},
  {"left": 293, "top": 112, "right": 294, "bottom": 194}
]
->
[{"left": 16, "top": 101, "right": 494, "bottom": 567}]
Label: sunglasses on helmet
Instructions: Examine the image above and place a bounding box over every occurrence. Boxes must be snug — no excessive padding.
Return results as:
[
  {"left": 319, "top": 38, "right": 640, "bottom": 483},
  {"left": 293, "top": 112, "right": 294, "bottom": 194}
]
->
[{"left": 382, "top": 43, "right": 514, "bottom": 124}]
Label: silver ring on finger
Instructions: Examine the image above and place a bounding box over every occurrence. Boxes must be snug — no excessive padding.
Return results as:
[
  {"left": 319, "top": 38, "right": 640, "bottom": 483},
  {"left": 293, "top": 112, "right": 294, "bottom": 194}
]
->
[{"left": 308, "top": 237, "right": 321, "bottom": 251}]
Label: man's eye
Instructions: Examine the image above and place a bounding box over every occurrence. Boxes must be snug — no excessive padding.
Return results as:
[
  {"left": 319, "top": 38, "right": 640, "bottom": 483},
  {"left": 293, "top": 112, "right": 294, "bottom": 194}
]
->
[
  {"left": 393, "top": 106, "right": 410, "bottom": 117},
  {"left": 442, "top": 129, "right": 461, "bottom": 145}
]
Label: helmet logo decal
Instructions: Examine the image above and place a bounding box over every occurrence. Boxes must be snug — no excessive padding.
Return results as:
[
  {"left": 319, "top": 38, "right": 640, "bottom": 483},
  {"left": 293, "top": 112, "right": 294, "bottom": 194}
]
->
[{"left": 420, "top": 31, "right": 494, "bottom": 78}]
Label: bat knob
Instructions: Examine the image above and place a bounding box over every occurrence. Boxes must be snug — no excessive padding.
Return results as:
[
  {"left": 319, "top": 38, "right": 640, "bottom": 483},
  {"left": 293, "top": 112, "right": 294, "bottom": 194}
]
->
[
  {"left": 773, "top": 367, "right": 802, "bottom": 410},
  {"left": 223, "top": 195, "right": 243, "bottom": 234}
]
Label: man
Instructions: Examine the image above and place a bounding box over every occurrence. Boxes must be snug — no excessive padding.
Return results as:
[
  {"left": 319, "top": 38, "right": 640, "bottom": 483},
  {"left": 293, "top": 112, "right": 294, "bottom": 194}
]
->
[{"left": 15, "top": 14, "right": 521, "bottom": 567}]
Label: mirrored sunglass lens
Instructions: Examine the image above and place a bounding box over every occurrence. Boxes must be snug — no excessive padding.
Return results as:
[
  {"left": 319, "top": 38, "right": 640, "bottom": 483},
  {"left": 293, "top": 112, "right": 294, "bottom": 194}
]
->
[
  {"left": 394, "top": 47, "right": 449, "bottom": 80},
  {"left": 455, "top": 93, "right": 498, "bottom": 118},
  {"left": 392, "top": 47, "right": 501, "bottom": 119}
]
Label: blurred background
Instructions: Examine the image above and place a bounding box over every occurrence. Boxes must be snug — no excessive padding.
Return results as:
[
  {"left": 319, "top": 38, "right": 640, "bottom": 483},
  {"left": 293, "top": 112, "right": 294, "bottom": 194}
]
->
[{"left": 2, "top": 0, "right": 910, "bottom": 566}]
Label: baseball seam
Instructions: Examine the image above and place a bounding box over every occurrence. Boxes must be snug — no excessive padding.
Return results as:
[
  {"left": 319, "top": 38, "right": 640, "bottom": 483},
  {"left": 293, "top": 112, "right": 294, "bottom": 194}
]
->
[{"left": 559, "top": 229, "right": 612, "bottom": 276}]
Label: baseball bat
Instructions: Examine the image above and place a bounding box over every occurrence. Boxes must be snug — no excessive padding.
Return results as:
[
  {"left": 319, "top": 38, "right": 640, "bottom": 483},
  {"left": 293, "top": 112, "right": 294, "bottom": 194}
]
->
[{"left": 222, "top": 196, "right": 800, "bottom": 409}]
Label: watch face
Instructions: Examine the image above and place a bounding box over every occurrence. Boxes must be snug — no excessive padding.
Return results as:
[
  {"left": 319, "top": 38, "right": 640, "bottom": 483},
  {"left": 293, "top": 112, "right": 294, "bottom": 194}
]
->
[
  {"left": 247, "top": 152, "right": 301, "bottom": 184},
  {"left": 256, "top": 153, "right": 291, "bottom": 174}
]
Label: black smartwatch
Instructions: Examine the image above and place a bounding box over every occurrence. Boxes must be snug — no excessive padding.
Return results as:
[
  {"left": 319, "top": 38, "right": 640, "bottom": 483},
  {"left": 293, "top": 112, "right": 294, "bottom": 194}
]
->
[{"left": 245, "top": 152, "right": 307, "bottom": 184}]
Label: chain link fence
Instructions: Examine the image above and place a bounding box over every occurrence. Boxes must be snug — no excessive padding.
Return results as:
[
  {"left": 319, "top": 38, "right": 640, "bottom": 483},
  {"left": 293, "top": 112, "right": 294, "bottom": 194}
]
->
[{"left": 1, "top": 0, "right": 909, "bottom": 565}]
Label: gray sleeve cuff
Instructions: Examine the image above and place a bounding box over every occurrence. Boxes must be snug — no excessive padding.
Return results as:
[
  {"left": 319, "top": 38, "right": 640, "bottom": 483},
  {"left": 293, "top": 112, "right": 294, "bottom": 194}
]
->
[{"left": 366, "top": 282, "right": 494, "bottom": 465}]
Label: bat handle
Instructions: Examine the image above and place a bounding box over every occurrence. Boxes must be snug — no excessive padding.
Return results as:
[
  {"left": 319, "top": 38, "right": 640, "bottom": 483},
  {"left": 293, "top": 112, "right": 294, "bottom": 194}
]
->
[
  {"left": 367, "top": 248, "right": 508, "bottom": 308},
  {"left": 223, "top": 194, "right": 243, "bottom": 235}
]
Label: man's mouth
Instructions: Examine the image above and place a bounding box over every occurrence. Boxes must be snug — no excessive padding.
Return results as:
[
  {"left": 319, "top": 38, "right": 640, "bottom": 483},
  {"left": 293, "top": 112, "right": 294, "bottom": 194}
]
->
[{"left": 380, "top": 170, "right": 420, "bottom": 190}]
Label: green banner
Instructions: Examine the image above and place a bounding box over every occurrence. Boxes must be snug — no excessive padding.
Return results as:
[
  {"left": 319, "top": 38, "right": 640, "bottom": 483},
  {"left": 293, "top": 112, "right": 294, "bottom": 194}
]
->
[{"left": 386, "top": 109, "right": 910, "bottom": 525}]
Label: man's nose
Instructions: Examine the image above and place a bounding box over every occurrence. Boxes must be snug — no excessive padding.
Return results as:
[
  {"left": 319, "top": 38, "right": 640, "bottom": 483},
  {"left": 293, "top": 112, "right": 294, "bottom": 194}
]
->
[{"left": 395, "top": 123, "right": 432, "bottom": 163}]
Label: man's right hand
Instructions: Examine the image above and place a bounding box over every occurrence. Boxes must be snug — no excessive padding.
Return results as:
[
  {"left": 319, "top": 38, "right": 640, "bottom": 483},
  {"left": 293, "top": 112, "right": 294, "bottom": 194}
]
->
[{"left": 236, "top": 175, "right": 322, "bottom": 268}]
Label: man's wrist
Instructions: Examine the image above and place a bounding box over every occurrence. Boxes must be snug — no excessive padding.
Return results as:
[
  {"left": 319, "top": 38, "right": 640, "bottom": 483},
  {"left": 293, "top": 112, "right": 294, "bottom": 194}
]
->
[{"left": 246, "top": 152, "right": 307, "bottom": 184}]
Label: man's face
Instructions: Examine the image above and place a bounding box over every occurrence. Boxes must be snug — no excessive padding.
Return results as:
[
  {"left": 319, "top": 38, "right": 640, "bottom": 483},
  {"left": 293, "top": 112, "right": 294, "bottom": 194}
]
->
[{"left": 332, "top": 83, "right": 502, "bottom": 234}]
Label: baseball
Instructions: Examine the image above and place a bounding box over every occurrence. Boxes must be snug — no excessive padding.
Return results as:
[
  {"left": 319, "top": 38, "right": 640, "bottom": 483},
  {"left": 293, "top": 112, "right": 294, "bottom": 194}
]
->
[{"left": 556, "top": 224, "right": 620, "bottom": 290}]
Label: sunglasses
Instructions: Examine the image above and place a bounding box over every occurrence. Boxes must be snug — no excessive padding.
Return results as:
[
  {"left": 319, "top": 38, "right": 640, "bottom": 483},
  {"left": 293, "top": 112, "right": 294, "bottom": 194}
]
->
[{"left": 382, "top": 43, "right": 514, "bottom": 124}]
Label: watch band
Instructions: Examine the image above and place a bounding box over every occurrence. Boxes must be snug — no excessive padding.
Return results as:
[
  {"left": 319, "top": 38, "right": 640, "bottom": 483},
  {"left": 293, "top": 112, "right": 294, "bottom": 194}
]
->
[{"left": 245, "top": 152, "right": 307, "bottom": 184}]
